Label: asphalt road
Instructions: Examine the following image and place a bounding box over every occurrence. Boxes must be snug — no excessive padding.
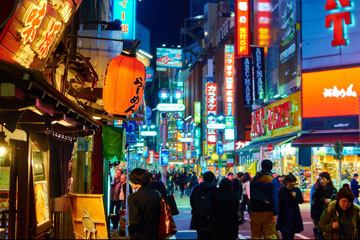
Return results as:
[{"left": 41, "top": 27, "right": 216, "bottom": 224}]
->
[{"left": 171, "top": 190, "right": 314, "bottom": 239}]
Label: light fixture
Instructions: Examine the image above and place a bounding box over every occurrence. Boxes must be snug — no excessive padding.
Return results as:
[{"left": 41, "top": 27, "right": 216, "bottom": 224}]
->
[
  {"left": 162, "top": 44, "right": 166, "bottom": 47},
  {"left": 217, "top": 115, "right": 225, "bottom": 122},
  {"left": 158, "top": 88, "right": 170, "bottom": 101},
  {"left": 0, "top": 125, "right": 8, "bottom": 157},
  {"left": 207, "top": 113, "right": 215, "bottom": 121},
  {"left": 184, "top": 115, "right": 192, "bottom": 121},
  {"left": 173, "top": 89, "right": 184, "bottom": 100}
]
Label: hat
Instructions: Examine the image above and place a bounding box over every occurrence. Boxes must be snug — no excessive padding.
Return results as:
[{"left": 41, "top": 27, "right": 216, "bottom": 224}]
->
[
  {"left": 354, "top": 173, "right": 359, "bottom": 177},
  {"left": 261, "top": 159, "right": 273, "bottom": 171},
  {"left": 336, "top": 184, "right": 354, "bottom": 202},
  {"left": 319, "top": 172, "right": 331, "bottom": 181}
]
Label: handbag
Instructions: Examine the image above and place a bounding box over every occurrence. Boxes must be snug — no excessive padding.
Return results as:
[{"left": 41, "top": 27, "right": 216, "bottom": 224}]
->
[
  {"left": 167, "top": 195, "right": 179, "bottom": 216},
  {"left": 158, "top": 196, "right": 177, "bottom": 239}
]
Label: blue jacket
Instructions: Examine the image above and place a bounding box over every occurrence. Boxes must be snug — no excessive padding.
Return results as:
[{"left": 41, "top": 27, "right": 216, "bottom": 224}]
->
[
  {"left": 351, "top": 178, "right": 360, "bottom": 197},
  {"left": 250, "top": 170, "right": 279, "bottom": 216}
]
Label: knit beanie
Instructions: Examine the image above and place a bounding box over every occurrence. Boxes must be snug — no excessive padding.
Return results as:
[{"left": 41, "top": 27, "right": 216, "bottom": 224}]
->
[
  {"left": 336, "top": 184, "right": 354, "bottom": 202},
  {"left": 261, "top": 159, "right": 273, "bottom": 171}
]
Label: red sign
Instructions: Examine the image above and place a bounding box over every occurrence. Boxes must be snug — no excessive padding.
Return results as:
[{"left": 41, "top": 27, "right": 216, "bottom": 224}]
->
[
  {"left": 254, "top": 0, "right": 271, "bottom": 49},
  {"left": 183, "top": 159, "right": 188, "bottom": 165},
  {"left": 267, "top": 144, "right": 274, "bottom": 152},
  {"left": 154, "top": 152, "right": 160, "bottom": 160},
  {"left": 235, "top": 0, "right": 251, "bottom": 57},
  {"left": 325, "top": 0, "right": 351, "bottom": 46},
  {"left": 302, "top": 67, "right": 360, "bottom": 118},
  {"left": 149, "top": 150, "right": 154, "bottom": 164},
  {"left": 0, "top": 0, "right": 81, "bottom": 70},
  {"left": 251, "top": 101, "right": 292, "bottom": 138},
  {"left": 206, "top": 82, "right": 217, "bottom": 144}
]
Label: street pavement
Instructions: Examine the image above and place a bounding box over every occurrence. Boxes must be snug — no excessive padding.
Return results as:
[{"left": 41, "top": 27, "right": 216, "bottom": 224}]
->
[{"left": 171, "top": 190, "right": 315, "bottom": 239}]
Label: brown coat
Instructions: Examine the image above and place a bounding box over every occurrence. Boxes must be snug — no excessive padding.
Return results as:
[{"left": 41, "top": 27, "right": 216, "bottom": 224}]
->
[{"left": 318, "top": 201, "right": 360, "bottom": 239}]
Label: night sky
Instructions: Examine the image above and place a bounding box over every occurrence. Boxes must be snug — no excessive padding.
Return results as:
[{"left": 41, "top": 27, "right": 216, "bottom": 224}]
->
[{"left": 137, "top": 0, "right": 190, "bottom": 56}]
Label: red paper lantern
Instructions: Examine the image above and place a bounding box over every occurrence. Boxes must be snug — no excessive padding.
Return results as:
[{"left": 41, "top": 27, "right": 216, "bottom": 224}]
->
[{"left": 103, "top": 54, "right": 146, "bottom": 115}]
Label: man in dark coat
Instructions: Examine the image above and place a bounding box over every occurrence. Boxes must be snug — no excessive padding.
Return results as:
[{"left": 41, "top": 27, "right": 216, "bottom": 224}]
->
[
  {"left": 350, "top": 173, "right": 360, "bottom": 204},
  {"left": 190, "top": 171, "right": 217, "bottom": 239},
  {"left": 128, "top": 168, "right": 161, "bottom": 239}
]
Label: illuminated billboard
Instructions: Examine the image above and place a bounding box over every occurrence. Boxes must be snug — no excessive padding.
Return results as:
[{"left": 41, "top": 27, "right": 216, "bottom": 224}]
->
[
  {"left": 224, "top": 45, "right": 235, "bottom": 126},
  {"left": 235, "top": 0, "right": 251, "bottom": 57},
  {"left": 302, "top": 0, "right": 360, "bottom": 70},
  {"left": 113, "top": 0, "right": 136, "bottom": 40},
  {"left": 156, "top": 48, "right": 183, "bottom": 68},
  {"left": 302, "top": 67, "right": 360, "bottom": 119}
]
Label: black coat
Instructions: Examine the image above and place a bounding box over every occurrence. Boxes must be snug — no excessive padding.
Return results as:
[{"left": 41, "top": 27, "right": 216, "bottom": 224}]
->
[
  {"left": 277, "top": 186, "right": 304, "bottom": 233},
  {"left": 213, "top": 191, "right": 239, "bottom": 239},
  {"left": 311, "top": 184, "right": 337, "bottom": 223},
  {"left": 150, "top": 181, "right": 167, "bottom": 198},
  {"left": 190, "top": 181, "right": 217, "bottom": 231},
  {"left": 128, "top": 186, "right": 161, "bottom": 239}
]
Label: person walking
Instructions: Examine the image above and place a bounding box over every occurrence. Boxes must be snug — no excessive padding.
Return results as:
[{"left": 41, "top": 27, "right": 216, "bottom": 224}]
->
[
  {"left": 250, "top": 159, "right": 279, "bottom": 239},
  {"left": 240, "top": 172, "right": 251, "bottom": 222},
  {"left": 311, "top": 172, "right": 337, "bottom": 240},
  {"left": 119, "top": 173, "right": 132, "bottom": 210},
  {"left": 128, "top": 168, "right": 161, "bottom": 239},
  {"left": 190, "top": 171, "right": 217, "bottom": 239},
  {"left": 110, "top": 169, "right": 122, "bottom": 231},
  {"left": 276, "top": 174, "right": 304, "bottom": 239},
  {"left": 213, "top": 178, "right": 239, "bottom": 240},
  {"left": 318, "top": 184, "right": 360, "bottom": 239},
  {"left": 350, "top": 173, "right": 360, "bottom": 204},
  {"left": 178, "top": 172, "right": 186, "bottom": 198}
]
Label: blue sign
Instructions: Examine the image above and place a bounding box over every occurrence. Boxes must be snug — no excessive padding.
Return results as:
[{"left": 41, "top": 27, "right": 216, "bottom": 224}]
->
[
  {"left": 177, "top": 119, "right": 184, "bottom": 131},
  {"left": 145, "top": 67, "right": 154, "bottom": 82},
  {"left": 160, "top": 147, "right": 169, "bottom": 165},
  {"left": 156, "top": 48, "right": 183, "bottom": 68},
  {"left": 113, "top": 0, "right": 136, "bottom": 40},
  {"left": 217, "top": 142, "right": 223, "bottom": 155},
  {"left": 124, "top": 121, "right": 137, "bottom": 133}
]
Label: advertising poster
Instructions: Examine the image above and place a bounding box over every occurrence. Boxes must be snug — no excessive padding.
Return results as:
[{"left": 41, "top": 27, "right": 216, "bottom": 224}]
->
[
  {"left": 241, "top": 57, "right": 253, "bottom": 106},
  {"left": 278, "top": 0, "right": 299, "bottom": 90},
  {"left": 156, "top": 48, "right": 183, "bottom": 68},
  {"left": 113, "top": 0, "right": 136, "bottom": 40}
]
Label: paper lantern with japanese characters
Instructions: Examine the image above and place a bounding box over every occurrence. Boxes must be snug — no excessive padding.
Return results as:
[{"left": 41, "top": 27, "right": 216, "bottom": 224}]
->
[{"left": 103, "top": 54, "right": 146, "bottom": 115}]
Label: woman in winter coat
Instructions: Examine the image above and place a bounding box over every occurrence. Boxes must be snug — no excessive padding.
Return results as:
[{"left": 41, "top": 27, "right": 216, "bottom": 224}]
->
[
  {"left": 318, "top": 184, "right": 360, "bottom": 239},
  {"left": 276, "top": 174, "right": 304, "bottom": 239},
  {"left": 213, "top": 178, "right": 239, "bottom": 239},
  {"left": 311, "top": 172, "right": 337, "bottom": 239}
]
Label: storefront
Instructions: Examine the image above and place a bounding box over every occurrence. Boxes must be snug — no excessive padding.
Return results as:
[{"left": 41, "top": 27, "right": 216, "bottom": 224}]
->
[{"left": 237, "top": 91, "right": 303, "bottom": 178}]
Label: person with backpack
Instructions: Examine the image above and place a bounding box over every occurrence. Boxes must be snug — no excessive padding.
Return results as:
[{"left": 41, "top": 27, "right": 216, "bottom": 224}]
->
[
  {"left": 250, "top": 159, "right": 279, "bottom": 239},
  {"left": 213, "top": 178, "right": 239, "bottom": 239},
  {"left": 190, "top": 171, "right": 217, "bottom": 239}
]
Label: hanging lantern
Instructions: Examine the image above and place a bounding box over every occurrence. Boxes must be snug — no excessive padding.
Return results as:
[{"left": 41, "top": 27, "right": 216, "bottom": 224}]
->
[{"left": 103, "top": 54, "right": 146, "bottom": 115}]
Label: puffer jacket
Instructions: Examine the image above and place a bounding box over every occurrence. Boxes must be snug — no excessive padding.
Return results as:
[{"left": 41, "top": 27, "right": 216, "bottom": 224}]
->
[{"left": 318, "top": 201, "right": 360, "bottom": 239}]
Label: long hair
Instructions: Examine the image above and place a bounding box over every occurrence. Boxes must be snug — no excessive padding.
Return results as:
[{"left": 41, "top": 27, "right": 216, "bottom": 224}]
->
[
  {"left": 315, "top": 172, "right": 335, "bottom": 190},
  {"left": 242, "top": 172, "right": 251, "bottom": 183}
]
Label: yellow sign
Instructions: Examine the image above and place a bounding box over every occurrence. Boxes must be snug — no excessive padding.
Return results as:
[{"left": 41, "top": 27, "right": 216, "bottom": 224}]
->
[{"left": 250, "top": 91, "right": 302, "bottom": 141}]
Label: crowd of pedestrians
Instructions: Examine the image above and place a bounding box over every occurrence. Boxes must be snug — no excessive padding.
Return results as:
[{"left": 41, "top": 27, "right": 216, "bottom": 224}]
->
[{"left": 110, "top": 160, "right": 360, "bottom": 239}]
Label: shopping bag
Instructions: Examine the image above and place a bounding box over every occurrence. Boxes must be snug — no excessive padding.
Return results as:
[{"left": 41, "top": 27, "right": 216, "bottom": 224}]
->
[
  {"left": 158, "top": 196, "right": 177, "bottom": 239},
  {"left": 167, "top": 195, "right": 179, "bottom": 216}
]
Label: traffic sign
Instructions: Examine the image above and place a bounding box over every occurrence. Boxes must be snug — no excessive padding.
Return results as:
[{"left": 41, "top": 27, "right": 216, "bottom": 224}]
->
[
  {"left": 267, "top": 144, "right": 274, "bottom": 152},
  {"left": 154, "top": 152, "right": 160, "bottom": 160}
]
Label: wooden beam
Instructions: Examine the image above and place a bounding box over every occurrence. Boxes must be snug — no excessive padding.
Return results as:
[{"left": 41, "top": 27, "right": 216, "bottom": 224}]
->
[{"left": 92, "top": 112, "right": 143, "bottom": 121}]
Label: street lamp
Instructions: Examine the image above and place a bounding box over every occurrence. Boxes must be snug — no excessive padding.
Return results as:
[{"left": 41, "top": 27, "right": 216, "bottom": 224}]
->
[
  {"left": 158, "top": 88, "right": 170, "bottom": 101},
  {"left": 173, "top": 89, "right": 184, "bottom": 100}
]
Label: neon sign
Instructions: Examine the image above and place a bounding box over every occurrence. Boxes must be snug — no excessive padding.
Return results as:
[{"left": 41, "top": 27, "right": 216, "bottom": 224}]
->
[
  {"left": 114, "top": 0, "right": 136, "bottom": 40},
  {"left": 235, "top": 0, "right": 251, "bottom": 57},
  {"left": 323, "top": 84, "right": 357, "bottom": 98},
  {"left": 325, "top": 0, "right": 352, "bottom": 46},
  {"left": 206, "top": 83, "right": 217, "bottom": 144},
  {"left": 255, "top": 0, "right": 271, "bottom": 48},
  {"left": 224, "top": 45, "right": 235, "bottom": 128}
]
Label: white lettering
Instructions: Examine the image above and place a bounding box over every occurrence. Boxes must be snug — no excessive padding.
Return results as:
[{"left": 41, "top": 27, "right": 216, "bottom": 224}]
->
[{"left": 323, "top": 84, "right": 357, "bottom": 98}]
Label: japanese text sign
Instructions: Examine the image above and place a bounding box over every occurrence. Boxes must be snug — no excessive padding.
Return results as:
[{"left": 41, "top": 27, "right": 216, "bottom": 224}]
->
[
  {"left": 0, "top": 0, "right": 81, "bottom": 70},
  {"left": 302, "top": 67, "right": 360, "bottom": 118},
  {"left": 235, "top": 0, "right": 251, "bottom": 57},
  {"left": 194, "top": 102, "right": 201, "bottom": 123},
  {"left": 114, "top": 0, "right": 136, "bottom": 39},
  {"left": 206, "top": 83, "right": 217, "bottom": 114},
  {"left": 224, "top": 45, "right": 235, "bottom": 123},
  {"left": 254, "top": 0, "right": 271, "bottom": 48}
]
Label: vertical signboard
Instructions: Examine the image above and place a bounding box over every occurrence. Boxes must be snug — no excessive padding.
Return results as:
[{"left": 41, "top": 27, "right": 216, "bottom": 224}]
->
[
  {"left": 224, "top": 45, "right": 235, "bottom": 130},
  {"left": 114, "top": 0, "right": 136, "bottom": 40},
  {"left": 241, "top": 57, "right": 253, "bottom": 106},
  {"left": 160, "top": 147, "right": 169, "bottom": 166},
  {"left": 194, "top": 102, "right": 201, "bottom": 123},
  {"left": 148, "top": 150, "right": 154, "bottom": 164},
  {"left": 254, "top": 0, "right": 271, "bottom": 48},
  {"left": 279, "top": 0, "right": 298, "bottom": 86},
  {"left": 253, "top": 47, "right": 265, "bottom": 100},
  {"left": 206, "top": 83, "right": 217, "bottom": 144},
  {"left": 235, "top": 0, "right": 251, "bottom": 57}
]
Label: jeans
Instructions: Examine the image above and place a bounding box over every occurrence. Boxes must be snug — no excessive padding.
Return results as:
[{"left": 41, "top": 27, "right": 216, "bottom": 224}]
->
[{"left": 110, "top": 200, "right": 121, "bottom": 229}]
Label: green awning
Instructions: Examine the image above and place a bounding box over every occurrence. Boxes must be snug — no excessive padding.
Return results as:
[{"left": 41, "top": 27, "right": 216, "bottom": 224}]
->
[{"left": 102, "top": 125, "right": 125, "bottom": 161}]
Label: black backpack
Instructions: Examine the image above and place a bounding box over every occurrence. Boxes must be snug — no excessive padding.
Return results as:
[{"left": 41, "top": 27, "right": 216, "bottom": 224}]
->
[{"left": 193, "top": 187, "right": 214, "bottom": 222}]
